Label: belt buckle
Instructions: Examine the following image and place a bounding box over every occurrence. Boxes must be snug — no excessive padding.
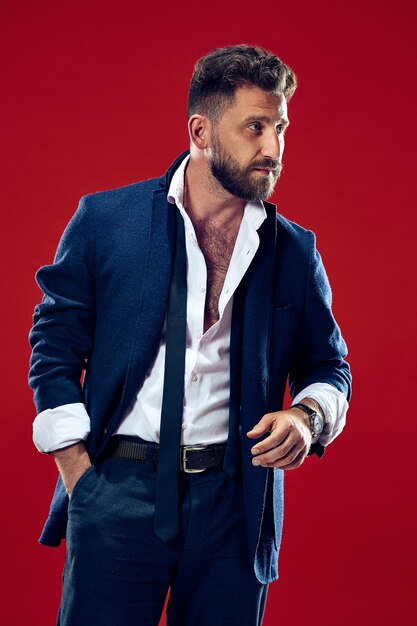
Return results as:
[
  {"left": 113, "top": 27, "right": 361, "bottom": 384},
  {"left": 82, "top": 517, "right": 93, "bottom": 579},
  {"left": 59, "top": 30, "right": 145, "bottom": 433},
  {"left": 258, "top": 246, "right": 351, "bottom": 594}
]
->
[{"left": 181, "top": 445, "right": 208, "bottom": 473}]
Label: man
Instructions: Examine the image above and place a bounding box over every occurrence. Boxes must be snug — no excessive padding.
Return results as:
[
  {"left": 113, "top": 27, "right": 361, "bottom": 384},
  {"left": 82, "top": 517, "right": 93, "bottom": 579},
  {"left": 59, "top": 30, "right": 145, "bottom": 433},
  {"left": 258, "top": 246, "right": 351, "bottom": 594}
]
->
[{"left": 29, "top": 45, "right": 351, "bottom": 625}]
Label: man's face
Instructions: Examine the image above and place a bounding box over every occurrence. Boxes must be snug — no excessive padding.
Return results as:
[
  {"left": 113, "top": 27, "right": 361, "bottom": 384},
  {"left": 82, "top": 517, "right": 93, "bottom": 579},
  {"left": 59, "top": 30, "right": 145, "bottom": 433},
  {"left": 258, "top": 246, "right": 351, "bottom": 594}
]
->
[{"left": 208, "top": 86, "right": 289, "bottom": 202}]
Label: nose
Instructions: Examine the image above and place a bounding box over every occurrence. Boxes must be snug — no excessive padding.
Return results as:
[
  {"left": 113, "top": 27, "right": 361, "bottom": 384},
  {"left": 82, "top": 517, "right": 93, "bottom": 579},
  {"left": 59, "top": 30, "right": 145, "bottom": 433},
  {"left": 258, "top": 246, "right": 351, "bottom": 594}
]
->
[{"left": 260, "top": 130, "right": 283, "bottom": 161}]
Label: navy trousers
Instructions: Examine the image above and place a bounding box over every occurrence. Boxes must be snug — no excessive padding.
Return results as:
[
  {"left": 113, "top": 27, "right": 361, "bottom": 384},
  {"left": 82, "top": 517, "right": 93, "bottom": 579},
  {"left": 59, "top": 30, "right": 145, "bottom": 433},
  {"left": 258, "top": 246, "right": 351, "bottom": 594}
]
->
[{"left": 57, "top": 451, "right": 268, "bottom": 626}]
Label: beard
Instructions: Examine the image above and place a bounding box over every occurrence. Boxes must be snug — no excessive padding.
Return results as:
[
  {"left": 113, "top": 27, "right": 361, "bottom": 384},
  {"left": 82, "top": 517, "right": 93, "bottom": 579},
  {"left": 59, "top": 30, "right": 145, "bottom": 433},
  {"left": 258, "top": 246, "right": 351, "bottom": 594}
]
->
[{"left": 209, "top": 131, "right": 282, "bottom": 202}]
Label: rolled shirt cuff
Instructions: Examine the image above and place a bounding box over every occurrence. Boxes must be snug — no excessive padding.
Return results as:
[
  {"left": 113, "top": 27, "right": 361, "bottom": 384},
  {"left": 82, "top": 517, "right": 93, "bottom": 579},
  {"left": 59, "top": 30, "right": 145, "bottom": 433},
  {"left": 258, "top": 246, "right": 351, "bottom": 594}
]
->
[
  {"left": 291, "top": 382, "right": 348, "bottom": 447},
  {"left": 32, "top": 402, "right": 91, "bottom": 453}
]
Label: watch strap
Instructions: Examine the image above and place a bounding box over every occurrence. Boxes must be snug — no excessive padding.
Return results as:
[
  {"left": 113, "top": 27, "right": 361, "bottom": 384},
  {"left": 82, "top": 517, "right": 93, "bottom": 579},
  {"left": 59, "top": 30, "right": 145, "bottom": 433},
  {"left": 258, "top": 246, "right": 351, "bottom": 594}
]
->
[
  {"left": 291, "top": 402, "right": 324, "bottom": 438},
  {"left": 291, "top": 402, "right": 316, "bottom": 417}
]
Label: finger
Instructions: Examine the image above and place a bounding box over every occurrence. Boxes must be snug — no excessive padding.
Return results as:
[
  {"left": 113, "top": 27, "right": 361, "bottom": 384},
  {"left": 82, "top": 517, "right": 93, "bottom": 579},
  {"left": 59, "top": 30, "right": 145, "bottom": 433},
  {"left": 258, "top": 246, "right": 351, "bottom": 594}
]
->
[
  {"left": 251, "top": 429, "right": 291, "bottom": 460},
  {"left": 246, "top": 414, "right": 275, "bottom": 439},
  {"left": 249, "top": 410, "right": 308, "bottom": 455},
  {"left": 251, "top": 414, "right": 304, "bottom": 456},
  {"left": 253, "top": 438, "right": 305, "bottom": 468},
  {"left": 280, "top": 447, "right": 308, "bottom": 470}
]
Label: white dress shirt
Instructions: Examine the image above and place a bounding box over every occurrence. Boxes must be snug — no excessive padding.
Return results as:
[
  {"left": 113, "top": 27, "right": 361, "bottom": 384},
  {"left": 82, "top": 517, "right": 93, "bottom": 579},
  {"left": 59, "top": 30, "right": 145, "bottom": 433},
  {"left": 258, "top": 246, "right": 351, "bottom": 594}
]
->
[{"left": 33, "top": 156, "right": 348, "bottom": 453}]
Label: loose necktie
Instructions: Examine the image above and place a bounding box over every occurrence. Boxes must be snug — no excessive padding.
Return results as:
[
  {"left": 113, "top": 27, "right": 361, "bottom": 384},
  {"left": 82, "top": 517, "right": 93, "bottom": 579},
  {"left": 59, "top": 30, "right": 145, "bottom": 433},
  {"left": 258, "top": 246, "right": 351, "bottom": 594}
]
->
[{"left": 154, "top": 208, "right": 187, "bottom": 542}]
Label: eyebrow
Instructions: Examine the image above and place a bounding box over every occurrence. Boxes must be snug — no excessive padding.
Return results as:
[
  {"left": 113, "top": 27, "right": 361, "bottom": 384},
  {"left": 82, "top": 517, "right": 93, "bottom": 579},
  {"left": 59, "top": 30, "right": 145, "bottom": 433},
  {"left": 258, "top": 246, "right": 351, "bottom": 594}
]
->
[{"left": 243, "top": 114, "right": 290, "bottom": 127}]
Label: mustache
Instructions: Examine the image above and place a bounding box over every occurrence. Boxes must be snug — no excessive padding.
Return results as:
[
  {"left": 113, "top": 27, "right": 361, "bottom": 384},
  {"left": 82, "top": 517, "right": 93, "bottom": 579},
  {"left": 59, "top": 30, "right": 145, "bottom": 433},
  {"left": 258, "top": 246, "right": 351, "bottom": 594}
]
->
[{"left": 250, "top": 159, "right": 283, "bottom": 174}]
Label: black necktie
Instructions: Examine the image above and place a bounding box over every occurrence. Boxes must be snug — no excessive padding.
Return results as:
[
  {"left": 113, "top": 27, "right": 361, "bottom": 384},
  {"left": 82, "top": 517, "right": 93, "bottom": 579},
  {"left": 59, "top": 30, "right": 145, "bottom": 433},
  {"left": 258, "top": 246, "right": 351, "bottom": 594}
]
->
[{"left": 154, "top": 208, "right": 187, "bottom": 542}]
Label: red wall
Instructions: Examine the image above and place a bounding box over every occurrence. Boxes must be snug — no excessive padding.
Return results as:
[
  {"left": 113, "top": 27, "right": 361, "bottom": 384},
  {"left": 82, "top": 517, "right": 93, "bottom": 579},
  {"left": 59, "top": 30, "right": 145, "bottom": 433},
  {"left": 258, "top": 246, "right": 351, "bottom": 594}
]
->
[{"left": 2, "top": 0, "right": 416, "bottom": 624}]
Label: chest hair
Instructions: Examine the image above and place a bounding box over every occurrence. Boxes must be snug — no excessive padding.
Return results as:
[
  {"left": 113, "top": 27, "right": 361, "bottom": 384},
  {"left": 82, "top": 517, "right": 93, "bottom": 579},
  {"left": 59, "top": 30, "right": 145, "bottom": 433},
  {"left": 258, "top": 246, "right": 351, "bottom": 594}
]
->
[{"left": 193, "top": 218, "right": 240, "bottom": 332}]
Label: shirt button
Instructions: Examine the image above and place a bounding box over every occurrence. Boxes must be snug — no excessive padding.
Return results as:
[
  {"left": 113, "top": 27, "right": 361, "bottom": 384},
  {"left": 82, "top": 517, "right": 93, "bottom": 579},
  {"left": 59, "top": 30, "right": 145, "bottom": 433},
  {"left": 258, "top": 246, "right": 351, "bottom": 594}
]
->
[
  {"left": 182, "top": 423, "right": 188, "bottom": 430},
  {"left": 200, "top": 286, "right": 206, "bottom": 293},
  {"left": 191, "top": 373, "right": 198, "bottom": 382}
]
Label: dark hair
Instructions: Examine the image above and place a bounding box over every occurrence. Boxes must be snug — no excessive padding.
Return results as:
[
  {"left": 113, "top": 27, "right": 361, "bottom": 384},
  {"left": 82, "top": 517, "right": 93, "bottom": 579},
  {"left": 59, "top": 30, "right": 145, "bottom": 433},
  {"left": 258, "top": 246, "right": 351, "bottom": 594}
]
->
[{"left": 187, "top": 44, "right": 297, "bottom": 121}]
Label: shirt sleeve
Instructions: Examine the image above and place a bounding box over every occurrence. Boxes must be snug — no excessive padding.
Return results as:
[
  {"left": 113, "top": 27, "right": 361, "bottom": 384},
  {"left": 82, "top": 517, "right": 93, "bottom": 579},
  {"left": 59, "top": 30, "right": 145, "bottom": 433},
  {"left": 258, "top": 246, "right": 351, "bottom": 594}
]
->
[
  {"left": 32, "top": 403, "right": 91, "bottom": 453},
  {"left": 291, "top": 382, "right": 348, "bottom": 446}
]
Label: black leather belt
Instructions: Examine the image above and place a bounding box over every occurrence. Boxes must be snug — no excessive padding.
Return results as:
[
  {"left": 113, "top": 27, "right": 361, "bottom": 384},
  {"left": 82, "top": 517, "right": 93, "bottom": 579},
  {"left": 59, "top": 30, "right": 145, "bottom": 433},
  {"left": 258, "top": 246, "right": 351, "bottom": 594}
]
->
[{"left": 107, "top": 436, "right": 227, "bottom": 474}]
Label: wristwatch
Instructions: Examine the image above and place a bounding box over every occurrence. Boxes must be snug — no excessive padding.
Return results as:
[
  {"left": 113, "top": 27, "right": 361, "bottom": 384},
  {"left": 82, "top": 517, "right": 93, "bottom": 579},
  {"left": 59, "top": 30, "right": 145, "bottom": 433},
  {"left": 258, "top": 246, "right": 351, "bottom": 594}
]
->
[{"left": 291, "top": 403, "right": 324, "bottom": 438}]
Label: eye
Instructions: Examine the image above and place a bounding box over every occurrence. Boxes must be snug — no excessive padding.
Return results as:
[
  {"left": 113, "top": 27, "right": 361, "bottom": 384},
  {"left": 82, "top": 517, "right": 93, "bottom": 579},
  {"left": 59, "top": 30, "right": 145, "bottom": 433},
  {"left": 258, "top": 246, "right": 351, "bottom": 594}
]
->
[
  {"left": 248, "top": 122, "right": 263, "bottom": 132},
  {"left": 276, "top": 124, "right": 286, "bottom": 135}
]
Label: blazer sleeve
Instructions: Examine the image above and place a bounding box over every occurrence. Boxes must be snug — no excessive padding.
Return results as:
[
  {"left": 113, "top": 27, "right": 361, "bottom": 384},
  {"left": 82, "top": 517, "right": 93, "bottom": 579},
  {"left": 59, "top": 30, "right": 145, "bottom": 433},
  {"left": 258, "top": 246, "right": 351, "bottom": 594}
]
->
[
  {"left": 28, "top": 196, "right": 96, "bottom": 414},
  {"left": 288, "top": 232, "right": 352, "bottom": 404}
]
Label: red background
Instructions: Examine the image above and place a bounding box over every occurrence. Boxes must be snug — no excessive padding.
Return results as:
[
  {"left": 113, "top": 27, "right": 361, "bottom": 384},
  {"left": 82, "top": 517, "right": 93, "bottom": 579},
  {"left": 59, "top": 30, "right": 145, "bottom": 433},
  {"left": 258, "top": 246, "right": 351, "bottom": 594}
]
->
[{"left": 2, "top": 0, "right": 416, "bottom": 624}]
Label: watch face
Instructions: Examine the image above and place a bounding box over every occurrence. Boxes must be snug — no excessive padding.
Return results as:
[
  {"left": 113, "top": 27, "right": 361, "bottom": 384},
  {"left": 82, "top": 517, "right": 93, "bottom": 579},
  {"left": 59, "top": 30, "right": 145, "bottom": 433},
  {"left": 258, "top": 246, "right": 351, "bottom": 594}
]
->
[{"left": 313, "top": 413, "right": 324, "bottom": 435}]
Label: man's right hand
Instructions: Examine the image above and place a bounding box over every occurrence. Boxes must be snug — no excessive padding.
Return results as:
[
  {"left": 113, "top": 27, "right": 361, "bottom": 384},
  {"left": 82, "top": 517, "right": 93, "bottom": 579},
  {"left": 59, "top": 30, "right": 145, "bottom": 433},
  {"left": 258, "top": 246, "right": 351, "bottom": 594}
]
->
[{"left": 52, "top": 441, "right": 92, "bottom": 497}]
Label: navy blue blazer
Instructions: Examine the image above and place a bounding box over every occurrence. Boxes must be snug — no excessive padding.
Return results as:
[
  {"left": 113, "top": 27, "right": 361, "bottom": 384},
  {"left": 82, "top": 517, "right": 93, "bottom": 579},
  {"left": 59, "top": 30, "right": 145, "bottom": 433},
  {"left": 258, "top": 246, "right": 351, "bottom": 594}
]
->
[{"left": 29, "top": 151, "right": 351, "bottom": 584}]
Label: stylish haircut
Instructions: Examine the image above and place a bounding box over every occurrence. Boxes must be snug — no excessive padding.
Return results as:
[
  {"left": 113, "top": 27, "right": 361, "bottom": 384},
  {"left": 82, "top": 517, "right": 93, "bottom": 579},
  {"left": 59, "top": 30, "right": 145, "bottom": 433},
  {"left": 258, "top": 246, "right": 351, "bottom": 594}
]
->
[{"left": 187, "top": 44, "right": 297, "bottom": 122}]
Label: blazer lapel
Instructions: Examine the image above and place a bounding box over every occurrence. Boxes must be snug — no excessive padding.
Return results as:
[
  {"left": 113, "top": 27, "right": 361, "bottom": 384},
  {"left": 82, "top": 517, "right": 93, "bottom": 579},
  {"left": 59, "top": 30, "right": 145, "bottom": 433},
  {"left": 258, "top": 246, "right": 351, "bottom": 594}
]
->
[{"left": 240, "top": 199, "right": 277, "bottom": 435}]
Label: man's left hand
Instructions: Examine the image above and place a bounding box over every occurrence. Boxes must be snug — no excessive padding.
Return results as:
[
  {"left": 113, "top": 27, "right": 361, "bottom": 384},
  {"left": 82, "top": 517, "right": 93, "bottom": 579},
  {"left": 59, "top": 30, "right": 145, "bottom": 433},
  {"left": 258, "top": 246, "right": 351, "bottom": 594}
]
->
[{"left": 246, "top": 408, "right": 312, "bottom": 470}]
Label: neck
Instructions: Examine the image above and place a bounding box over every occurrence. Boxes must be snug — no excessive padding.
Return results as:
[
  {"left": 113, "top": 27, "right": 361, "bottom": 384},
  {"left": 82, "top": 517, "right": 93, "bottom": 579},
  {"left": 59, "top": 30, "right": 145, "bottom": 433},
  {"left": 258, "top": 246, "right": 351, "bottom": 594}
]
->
[{"left": 184, "top": 154, "right": 245, "bottom": 226}]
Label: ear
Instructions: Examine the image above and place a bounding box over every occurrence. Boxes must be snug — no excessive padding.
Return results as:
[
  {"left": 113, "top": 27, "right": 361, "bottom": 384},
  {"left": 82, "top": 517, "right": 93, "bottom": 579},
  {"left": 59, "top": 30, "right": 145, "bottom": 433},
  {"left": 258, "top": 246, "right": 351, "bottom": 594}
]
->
[{"left": 188, "top": 114, "right": 211, "bottom": 150}]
